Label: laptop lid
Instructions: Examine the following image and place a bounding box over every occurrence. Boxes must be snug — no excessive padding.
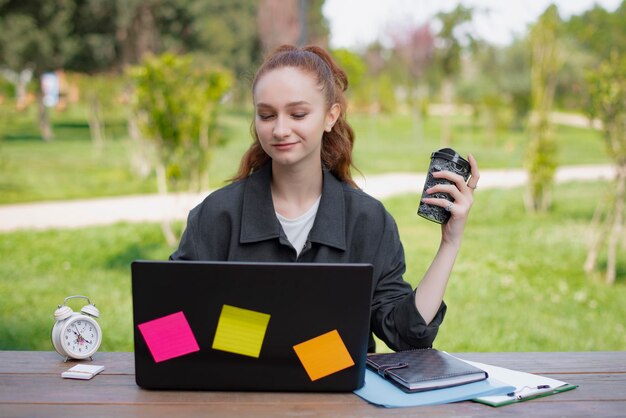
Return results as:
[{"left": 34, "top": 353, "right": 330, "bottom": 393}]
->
[{"left": 131, "top": 260, "right": 374, "bottom": 391}]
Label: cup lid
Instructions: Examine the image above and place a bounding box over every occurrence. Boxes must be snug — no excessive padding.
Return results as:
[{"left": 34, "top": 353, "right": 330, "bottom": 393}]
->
[{"left": 431, "top": 148, "right": 469, "bottom": 167}]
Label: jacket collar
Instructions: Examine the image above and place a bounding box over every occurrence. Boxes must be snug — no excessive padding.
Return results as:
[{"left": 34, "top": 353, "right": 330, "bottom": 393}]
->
[{"left": 240, "top": 163, "right": 347, "bottom": 251}]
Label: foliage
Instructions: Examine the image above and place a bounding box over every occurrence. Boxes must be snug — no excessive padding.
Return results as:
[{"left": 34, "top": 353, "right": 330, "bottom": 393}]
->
[
  {"left": 332, "top": 48, "right": 370, "bottom": 110},
  {"left": 0, "top": 0, "right": 78, "bottom": 140},
  {"left": 182, "top": 0, "right": 261, "bottom": 101},
  {"left": 257, "top": 0, "right": 328, "bottom": 52},
  {"left": 1, "top": 0, "right": 260, "bottom": 110},
  {"left": 500, "top": 40, "right": 532, "bottom": 128},
  {"left": 0, "top": 0, "right": 77, "bottom": 74},
  {"left": 129, "top": 53, "right": 231, "bottom": 190},
  {"left": 65, "top": 72, "right": 128, "bottom": 147},
  {"left": 433, "top": 4, "right": 475, "bottom": 146},
  {"left": 525, "top": 5, "right": 562, "bottom": 213},
  {"left": 457, "top": 42, "right": 517, "bottom": 138},
  {"left": 562, "top": 1, "right": 626, "bottom": 61},
  {"left": 585, "top": 53, "right": 626, "bottom": 161},
  {"left": 583, "top": 52, "right": 626, "bottom": 284},
  {"left": 305, "top": 0, "right": 331, "bottom": 46},
  {"left": 392, "top": 23, "right": 435, "bottom": 82},
  {"left": 376, "top": 74, "right": 398, "bottom": 114},
  {"left": 434, "top": 5, "right": 474, "bottom": 78},
  {"left": 128, "top": 52, "right": 231, "bottom": 244}
]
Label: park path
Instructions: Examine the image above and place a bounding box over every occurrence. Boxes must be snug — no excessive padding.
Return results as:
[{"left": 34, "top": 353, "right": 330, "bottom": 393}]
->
[{"left": 0, "top": 164, "right": 615, "bottom": 232}]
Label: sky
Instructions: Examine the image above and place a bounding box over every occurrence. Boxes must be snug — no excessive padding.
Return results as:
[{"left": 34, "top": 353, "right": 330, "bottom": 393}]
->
[{"left": 323, "top": 0, "right": 622, "bottom": 49}]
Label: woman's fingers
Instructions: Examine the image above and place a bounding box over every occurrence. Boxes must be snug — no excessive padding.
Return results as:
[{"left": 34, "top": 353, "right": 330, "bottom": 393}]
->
[
  {"left": 467, "top": 154, "right": 480, "bottom": 191},
  {"left": 427, "top": 172, "right": 467, "bottom": 200}
]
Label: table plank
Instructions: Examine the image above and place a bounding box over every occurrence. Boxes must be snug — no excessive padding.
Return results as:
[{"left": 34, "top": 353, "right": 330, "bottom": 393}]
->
[
  {"left": 454, "top": 351, "right": 626, "bottom": 374},
  {"left": 1, "top": 351, "right": 625, "bottom": 418},
  {"left": 0, "top": 351, "right": 133, "bottom": 374},
  {"left": 2, "top": 401, "right": 626, "bottom": 418},
  {"left": 3, "top": 351, "right": 624, "bottom": 374},
  {"left": 0, "top": 373, "right": 622, "bottom": 404}
]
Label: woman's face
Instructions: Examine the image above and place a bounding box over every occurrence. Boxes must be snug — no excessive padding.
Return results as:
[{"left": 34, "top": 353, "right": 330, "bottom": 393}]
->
[{"left": 253, "top": 67, "right": 339, "bottom": 171}]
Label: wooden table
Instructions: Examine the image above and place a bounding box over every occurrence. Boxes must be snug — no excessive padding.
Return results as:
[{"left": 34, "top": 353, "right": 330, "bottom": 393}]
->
[{"left": 1, "top": 351, "right": 624, "bottom": 417}]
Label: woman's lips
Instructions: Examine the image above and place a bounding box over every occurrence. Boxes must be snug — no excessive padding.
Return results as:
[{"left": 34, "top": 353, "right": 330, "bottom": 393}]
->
[{"left": 273, "top": 142, "right": 298, "bottom": 150}]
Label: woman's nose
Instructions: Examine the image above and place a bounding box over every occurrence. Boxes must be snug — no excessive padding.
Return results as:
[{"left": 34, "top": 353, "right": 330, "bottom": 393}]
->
[{"left": 273, "top": 116, "right": 291, "bottom": 138}]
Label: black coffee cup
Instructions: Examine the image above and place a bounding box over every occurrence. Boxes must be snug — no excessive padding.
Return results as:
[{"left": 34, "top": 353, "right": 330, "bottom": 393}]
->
[{"left": 417, "top": 148, "right": 471, "bottom": 224}]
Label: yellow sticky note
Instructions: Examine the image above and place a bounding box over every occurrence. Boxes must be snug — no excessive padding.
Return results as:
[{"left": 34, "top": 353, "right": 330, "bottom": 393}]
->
[
  {"left": 212, "top": 305, "right": 271, "bottom": 358},
  {"left": 293, "top": 329, "right": 355, "bottom": 381}
]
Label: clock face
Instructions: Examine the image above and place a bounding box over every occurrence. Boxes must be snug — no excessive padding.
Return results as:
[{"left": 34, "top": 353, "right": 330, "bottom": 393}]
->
[{"left": 61, "top": 317, "right": 101, "bottom": 358}]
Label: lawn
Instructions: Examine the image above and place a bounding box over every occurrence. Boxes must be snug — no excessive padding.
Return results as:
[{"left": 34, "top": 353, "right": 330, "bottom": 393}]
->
[
  {"left": 0, "top": 106, "right": 609, "bottom": 204},
  {"left": 1, "top": 181, "right": 624, "bottom": 352}
]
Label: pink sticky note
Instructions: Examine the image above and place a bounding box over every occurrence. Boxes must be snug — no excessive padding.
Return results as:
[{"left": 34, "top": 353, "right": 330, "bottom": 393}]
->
[{"left": 137, "top": 311, "right": 200, "bottom": 363}]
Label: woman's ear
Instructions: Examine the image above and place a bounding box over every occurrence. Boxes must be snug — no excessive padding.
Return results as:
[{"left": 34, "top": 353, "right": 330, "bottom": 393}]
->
[{"left": 325, "top": 103, "right": 341, "bottom": 132}]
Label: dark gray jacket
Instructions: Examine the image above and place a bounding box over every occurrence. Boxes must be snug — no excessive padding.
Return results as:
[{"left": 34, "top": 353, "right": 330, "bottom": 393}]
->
[{"left": 170, "top": 164, "right": 446, "bottom": 352}]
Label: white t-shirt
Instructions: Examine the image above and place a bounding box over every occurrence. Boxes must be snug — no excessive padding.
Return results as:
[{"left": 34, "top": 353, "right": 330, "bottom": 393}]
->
[{"left": 275, "top": 196, "right": 321, "bottom": 256}]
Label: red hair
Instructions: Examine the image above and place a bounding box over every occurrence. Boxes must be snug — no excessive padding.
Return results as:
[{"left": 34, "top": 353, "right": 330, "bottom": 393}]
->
[{"left": 232, "top": 45, "right": 359, "bottom": 188}]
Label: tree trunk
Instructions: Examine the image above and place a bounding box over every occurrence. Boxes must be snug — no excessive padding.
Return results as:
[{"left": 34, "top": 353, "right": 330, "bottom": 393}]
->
[
  {"left": 37, "top": 97, "right": 54, "bottom": 141},
  {"left": 128, "top": 112, "right": 151, "bottom": 179},
  {"left": 441, "top": 77, "right": 453, "bottom": 147},
  {"left": 584, "top": 195, "right": 608, "bottom": 274},
  {"left": 156, "top": 163, "right": 178, "bottom": 247},
  {"left": 88, "top": 98, "right": 105, "bottom": 149},
  {"left": 411, "top": 83, "right": 426, "bottom": 144},
  {"left": 606, "top": 165, "right": 626, "bottom": 285}
]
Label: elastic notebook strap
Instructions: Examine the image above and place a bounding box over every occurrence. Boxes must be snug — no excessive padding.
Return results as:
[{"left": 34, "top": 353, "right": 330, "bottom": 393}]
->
[{"left": 377, "top": 362, "right": 408, "bottom": 377}]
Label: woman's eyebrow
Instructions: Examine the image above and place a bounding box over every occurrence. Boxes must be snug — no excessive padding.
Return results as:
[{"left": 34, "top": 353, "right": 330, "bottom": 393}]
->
[
  {"left": 256, "top": 101, "right": 311, "bottom": 109},
  {"left": 285, "top": 101, "right": 311, "bottom": 107}
]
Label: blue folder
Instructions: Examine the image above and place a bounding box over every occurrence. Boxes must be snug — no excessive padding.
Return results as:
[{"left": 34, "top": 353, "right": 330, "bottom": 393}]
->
[{"left": 354, "top": 369, "right": 515, "bottom": 408}]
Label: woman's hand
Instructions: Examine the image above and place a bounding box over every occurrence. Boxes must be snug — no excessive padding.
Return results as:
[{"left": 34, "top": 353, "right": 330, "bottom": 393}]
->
[{"left": 420, "top": 154, "right": 480, "bottom": 246}]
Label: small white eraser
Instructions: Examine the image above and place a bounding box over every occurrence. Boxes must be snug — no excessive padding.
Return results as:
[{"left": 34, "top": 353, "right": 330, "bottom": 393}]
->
[{"left": 61, "top": 364, "right": 105, "bottom": 380}]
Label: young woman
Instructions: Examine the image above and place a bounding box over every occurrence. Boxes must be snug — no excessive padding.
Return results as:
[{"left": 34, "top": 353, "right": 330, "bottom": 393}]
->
[{"left": 170, "top": 45, "right": 480, "bottom": 353}]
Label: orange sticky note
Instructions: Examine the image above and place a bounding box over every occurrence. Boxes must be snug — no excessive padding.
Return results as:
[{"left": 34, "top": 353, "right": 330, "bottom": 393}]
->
[{"left": 293, "top": 329, "right": 355, "bottom": 381}]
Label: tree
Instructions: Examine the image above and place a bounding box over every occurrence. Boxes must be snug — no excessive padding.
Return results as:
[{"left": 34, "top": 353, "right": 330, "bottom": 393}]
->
[
  {"left": 525, "top": 5, "right": 563, "bottom": 213},
  {"left": 185, "top": 0, "right": 261, "bottom": 102},
  {"left": 332, "top": 48, "right": 370, "bottom": 110},
  {"left": 434, "top": 5, "right": 474, "bottom": 146},
  {"left": 557, "top": 1, "right": 626, "bottom": 110},
  {"left": 583, "top": 52, "right": 626, "bottom": 285},
  {"left": 129, "top": 53, "right": 231, "bottom": 245},
  {"left": 67, "top": 72, "right": 126, "bottom": 149},
  {"left": 562, "top": 1, "right": 626, "bottom": 61},
  {"left": 456, "top": 42, "right": 514, "bottom": 142},
  {"left": 0, "top": 0, "right": 77, "bottom": 140},
  {"left": 66, "top": 0, "right": 120, "bottom": 73},
  {"left": 257, "top": 0, "right": 328, "bottom": 54},
  {"left": 501, "top": 40, "right": 532, "bottom": 129},
  {"left": 392, "top": 23, "right": 435, "bottom": 137}
]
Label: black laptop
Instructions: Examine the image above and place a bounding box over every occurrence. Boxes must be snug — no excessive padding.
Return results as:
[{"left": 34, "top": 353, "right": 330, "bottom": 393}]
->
[{"left": 131, "top": 260, "right": 374, "bottom": 391}]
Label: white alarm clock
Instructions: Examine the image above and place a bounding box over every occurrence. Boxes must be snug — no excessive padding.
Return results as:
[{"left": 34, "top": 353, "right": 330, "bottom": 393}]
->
[{"left": 51, "top": 295, "right": 102, "bottom": 361}]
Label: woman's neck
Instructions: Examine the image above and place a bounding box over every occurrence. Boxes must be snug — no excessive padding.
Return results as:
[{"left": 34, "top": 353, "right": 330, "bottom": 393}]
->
[{"left": 271, "top": 162, "right": 323, "bottom": 219}]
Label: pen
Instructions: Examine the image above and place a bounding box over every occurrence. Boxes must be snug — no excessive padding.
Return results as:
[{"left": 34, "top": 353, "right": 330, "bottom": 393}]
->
[{"left": 507, "top": 385, "right": 552, "bottom": 398}]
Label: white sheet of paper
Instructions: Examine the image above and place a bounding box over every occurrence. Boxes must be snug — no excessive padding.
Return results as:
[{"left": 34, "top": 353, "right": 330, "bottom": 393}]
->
[
  {"left": 453, "top": 357, "right": 568, "bottom": 402},
  {"left": 61, "top": 364, "right": 105, "bottom": 380}
]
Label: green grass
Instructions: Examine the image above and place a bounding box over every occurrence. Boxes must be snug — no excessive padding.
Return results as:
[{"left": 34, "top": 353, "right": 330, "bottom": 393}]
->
[
  {"left": 1, "top": 181, "right": 624, "bottom": 352},
  {"left": 0, "top": 109, "right": 156, "bottom": 203},
  {"left": 350, "top": 112, "right": 608, "bottom": 174},
  {"left": 0, "top": 107, "right": 609, "bottom": 204}
]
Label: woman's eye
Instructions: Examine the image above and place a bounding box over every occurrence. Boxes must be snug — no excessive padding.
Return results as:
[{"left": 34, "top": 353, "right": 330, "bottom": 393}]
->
[
  {"left": 258, "top": 114, "right": 275, "bottom": 121},
  {"left": 292, "top": 113, "right": 307, "bottom": 120}
]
